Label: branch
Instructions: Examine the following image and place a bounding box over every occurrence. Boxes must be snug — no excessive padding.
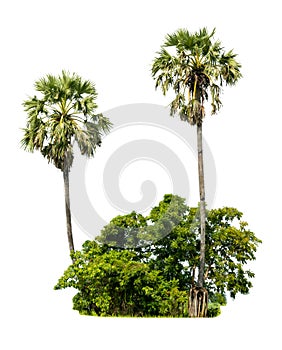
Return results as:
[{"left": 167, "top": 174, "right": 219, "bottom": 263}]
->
[{"left": 204, "top": 264, "right": 212, "bottom": 280}]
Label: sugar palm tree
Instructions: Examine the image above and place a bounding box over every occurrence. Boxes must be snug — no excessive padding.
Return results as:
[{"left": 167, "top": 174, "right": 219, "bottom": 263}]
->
[
  {"left": 152, "top": 28, "right": 242, "bottom": 316},
  {"left": 21, "top": 71, "right": 112, "bottom": 257}
]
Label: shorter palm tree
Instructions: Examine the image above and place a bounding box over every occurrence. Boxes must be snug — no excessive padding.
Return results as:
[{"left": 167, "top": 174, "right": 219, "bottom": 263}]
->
[{"left": 21, "top": 70, "right": 112, "bottom": 257}]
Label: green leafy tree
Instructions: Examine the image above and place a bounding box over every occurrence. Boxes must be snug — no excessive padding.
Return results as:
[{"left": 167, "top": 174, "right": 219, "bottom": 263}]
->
[
  {"left": 152, "top": 28, "right": 242, "bottom": 316},
  {"left": 55, "top": 195, "right": 261, "bottom": 317},
  {"left": 21, "top": 71, "right": 112, "bottom": 255}
]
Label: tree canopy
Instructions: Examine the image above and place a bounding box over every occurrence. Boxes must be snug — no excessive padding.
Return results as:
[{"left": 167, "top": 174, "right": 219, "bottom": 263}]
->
[
  {"left": 55, "top": 194, "right": 261, "bottom": 317},
  {"left": 21, "top": 70, "right": 112, "bottom": 171},
  {"left": 151, "top": 27, "right": 242, "bottom": 125}
]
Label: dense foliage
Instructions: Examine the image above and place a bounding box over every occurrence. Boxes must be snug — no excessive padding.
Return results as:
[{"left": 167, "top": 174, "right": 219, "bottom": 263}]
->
[
  {"left": 55, "top": 243, "right": 188, "bottom": 317},
  {"left": 55, "top": 194, "right": 261, "bottom": 317}
]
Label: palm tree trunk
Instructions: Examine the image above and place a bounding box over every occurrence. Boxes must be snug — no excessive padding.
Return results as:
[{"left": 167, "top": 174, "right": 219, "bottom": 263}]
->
[
  {"left": 63, "top": 167, "right": 75, "bottom": 255},
  {"left": 197, "top": 122, "right": 206, "bottom": 288},
  {"left": 188, "top": 122, "right": 208, "bottom": 317}
]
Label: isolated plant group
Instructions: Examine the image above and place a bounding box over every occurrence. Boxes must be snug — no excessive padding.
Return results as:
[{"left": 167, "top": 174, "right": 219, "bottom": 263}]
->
[{"left": 21, "top": 28, "right": 261, "bottom": 318}]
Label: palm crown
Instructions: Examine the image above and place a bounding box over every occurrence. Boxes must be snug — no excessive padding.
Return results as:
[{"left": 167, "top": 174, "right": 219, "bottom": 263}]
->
[
  {"left": 21, "top": 70, "right": 112, "bottom": 171},
  {"left": 152, "top": 28, "right": 242, "bottom": 125}
]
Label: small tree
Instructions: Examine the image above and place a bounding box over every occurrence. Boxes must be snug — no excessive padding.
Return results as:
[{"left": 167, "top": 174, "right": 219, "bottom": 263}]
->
[
  {"left": 21, "top": 71, "right": 112, "bottom": 257},
  {"left": 152, "top": 28, "right": 242, "bottom": 316}
]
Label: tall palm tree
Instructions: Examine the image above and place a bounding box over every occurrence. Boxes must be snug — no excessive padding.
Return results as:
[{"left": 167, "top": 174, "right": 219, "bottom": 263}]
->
[
  {"left": 152, "top": 28, "right": 242, "bottom": 316},
  {"left": 21, "top": 71, "right": 112, "bottom": 257}
]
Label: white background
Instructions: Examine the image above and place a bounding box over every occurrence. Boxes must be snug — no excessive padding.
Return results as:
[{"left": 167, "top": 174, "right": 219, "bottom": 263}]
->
[{"left": 1, "top": 0, "right": 281, "bottom": 349}]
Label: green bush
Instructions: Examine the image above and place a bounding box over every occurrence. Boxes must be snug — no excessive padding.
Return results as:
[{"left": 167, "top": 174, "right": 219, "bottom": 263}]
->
[
  {"left": 207, "top": 303, "right": 221, "bottom": 317},
  {"left": 55, "top": 241, "right": 189, "bottom": 317}
]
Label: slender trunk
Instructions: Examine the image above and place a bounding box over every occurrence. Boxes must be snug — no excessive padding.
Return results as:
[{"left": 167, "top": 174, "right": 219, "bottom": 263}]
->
[
  {"left": 63, "top": 167, "right": 75, "bottom": 256},
  {"left": 188, "top": 122, "right": 208, "bottom": 317},
  {"left": 197, "top": 122, "right": 206, "bottom": 288}
]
